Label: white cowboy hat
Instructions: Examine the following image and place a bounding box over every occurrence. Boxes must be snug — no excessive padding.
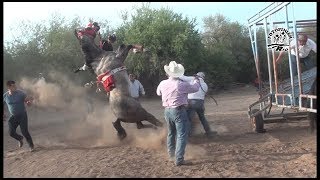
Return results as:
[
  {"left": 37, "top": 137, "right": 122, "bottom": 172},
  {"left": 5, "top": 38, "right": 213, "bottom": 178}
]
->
[
  {"left": 196, "top": 72, "right": 205, "bottom": 79},
  {"left": 164, "top": 61, "right": 185, "bottom": 78}
]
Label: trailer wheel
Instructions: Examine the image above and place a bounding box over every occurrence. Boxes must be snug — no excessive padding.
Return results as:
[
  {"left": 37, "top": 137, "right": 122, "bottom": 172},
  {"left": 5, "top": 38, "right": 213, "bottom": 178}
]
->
[{"left": 251, "top": 109, "right": 266, "bottom": 133}]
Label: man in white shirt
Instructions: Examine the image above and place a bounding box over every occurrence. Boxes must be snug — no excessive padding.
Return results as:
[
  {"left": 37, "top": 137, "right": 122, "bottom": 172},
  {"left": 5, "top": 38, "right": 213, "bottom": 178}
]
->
[
  {"left": 38, "top": 73, "right": 45, "bottom": 81},
  {"left": 129, "top": 73, "right": 146, "bottom": 129},
  {"left": 180, "top": 72, "right": 217, "bottom": 137},
  {"left": 129, "top": 74, "right": 145, "bottom": 101},
  {"left": 276, "top": 34, "right": 317, "bottom": 76}
]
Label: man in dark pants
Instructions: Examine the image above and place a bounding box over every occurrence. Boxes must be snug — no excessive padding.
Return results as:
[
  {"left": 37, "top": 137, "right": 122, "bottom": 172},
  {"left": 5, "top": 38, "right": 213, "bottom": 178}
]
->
[
  {"left": 129, "top": 73, "right": 146, "bottom": 129},
  {"left": 186, "top": 72, "right": 217, "bottom": 137},
  {"left": 3, "top": 80, "right": 34, "bottom": 151},
  {"left": 276, "top": 34, "right": 317, "bottom": 76},
  {"left": 101, "top": 34, "right": 117, "bottom": 51},
  {"left": 74, "top": 22, "right": 103, "bottom": 74}
]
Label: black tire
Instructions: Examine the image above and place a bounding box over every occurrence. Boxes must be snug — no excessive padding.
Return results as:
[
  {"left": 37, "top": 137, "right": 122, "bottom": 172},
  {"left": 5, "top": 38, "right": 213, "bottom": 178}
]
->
[
  {"left": 251, "top": 109, "right": 266, "bottom": 133},
  {"left": 308, "top": 112, "right": 316, "bottom": 133}
]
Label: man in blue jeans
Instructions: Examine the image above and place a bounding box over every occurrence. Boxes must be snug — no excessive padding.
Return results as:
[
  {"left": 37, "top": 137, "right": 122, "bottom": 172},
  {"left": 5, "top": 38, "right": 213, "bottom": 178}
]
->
[
  {"left": 3, "top": 80, "right": 34, "bottom": 152},
  {"left": 156, "top": 61, "right": 200, "bottom": 166}
]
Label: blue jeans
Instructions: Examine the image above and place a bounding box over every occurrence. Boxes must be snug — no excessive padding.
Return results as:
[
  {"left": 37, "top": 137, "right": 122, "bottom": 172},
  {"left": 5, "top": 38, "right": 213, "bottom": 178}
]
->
[
  {"left": 290, "top": 54, "right": 314, "bottom": 76},
  {"left": 187, "top": 99, "right": 212, "bottom": 134},
  {"left": 164, "top": 106, "right": 190, "bottom": 164}
]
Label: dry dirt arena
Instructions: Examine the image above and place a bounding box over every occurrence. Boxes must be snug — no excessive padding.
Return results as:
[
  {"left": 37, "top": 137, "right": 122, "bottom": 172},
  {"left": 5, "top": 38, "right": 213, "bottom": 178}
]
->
[{"left": 3, "top": 78, "right": 317, "bottom": 178}]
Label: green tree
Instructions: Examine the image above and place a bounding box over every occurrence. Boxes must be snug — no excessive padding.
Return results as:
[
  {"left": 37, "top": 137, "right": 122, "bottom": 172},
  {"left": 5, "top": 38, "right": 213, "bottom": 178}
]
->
[
  {"left": 202, "top": 13, "right": 256, "bottom": 88},
  {"left": 116, "top": 3, "right": 204, "bottom": 95},
  {"left": 3, "top": 13, "right": 112, "bottom": 85}
]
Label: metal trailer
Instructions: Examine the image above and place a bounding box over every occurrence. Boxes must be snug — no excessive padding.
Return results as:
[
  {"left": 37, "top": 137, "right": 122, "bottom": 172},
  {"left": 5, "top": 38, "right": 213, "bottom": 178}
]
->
[{"left": 247, "top": 2, "right": 317, "bottom": 132}]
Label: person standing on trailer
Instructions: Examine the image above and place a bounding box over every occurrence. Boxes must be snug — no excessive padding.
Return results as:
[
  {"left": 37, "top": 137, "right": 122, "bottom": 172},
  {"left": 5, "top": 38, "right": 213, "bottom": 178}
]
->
[{"left": 276, "top": 34, "right": 317, "bottom": 76}]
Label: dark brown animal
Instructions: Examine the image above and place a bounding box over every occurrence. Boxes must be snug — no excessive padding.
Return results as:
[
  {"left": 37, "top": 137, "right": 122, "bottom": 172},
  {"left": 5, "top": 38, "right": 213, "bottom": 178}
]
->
[{"left": 85, "top": 44, "right": 163, "bottom": 139}]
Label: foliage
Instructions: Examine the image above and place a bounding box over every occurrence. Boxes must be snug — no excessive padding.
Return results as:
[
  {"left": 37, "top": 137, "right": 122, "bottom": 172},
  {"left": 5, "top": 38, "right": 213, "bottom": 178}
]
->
[
  {"left": 116, "top": 4, "right": 204, "bottom": 94},
  {"left": 3, "top": 14, "right": 104, "bottom": 86},
  {"left": 5, "top": 8, "right": 302, "bottom": 95},
  {"left": 202, "top": 13, "right": 256, "bottom": 86}
]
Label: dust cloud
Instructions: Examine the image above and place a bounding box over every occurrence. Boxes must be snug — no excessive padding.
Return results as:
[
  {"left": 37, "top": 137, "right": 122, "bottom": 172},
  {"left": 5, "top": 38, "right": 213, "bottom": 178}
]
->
[
  {"left": 16, "top": 71, "right": 167, "bottom": 152},
  {"left": 14, "top": 71, "right": 208, "bottom": 158}
]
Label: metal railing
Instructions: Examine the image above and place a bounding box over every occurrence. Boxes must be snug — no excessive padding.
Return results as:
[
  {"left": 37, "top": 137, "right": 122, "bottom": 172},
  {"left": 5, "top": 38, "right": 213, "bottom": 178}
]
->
[{"left": 247, "top": 2, "right": 317, "bottom": 116}]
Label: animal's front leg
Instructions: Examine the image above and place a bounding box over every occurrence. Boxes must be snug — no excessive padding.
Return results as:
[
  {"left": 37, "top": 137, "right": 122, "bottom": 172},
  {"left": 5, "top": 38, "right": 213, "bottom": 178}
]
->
[{"left": 112, "top": 118, "right": 127, "bottom": 140}]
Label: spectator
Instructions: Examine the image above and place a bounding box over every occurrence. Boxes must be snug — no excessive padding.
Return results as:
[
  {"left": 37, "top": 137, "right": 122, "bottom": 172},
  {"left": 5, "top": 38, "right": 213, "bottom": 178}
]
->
[
  {"left": 180, "top": 72, "right": 217, "bottom": 137},
  {"left": 156, "top": 61, "right": 200, "bottom": 166},
  {"left": 38, "top": 73, "right": 45, "bottom": 81},
  {"left": 186, "top": 72, "right": 217, "bottom": 137},
  {"left": 84, "top": 82, "right": 95, "bottom": 115},
  {"left": 101, "top": 34, "right": 117, "bottom": 51},
  {"left": 129, "top": 73, "right": 146, "bottom": 129},
  {"left": 3, "top": 80, "right": 35, "bottom": 152},
  {"left": 276, "top": 34, "right": 317, "bottom": 76},
  {"left": 129, "top": 73, "right": 145, "bottom": 101}
]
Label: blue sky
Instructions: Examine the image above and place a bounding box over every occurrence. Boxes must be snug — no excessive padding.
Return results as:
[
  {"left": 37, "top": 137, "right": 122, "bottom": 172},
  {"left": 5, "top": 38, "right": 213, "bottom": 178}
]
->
[{"left": 3, "top": 2, "right": 317, "bottom": 42}]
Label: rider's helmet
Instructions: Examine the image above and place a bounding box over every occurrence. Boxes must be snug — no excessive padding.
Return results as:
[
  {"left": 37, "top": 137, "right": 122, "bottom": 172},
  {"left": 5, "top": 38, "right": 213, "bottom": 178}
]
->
[{"left": 108, "top": 34, "right": 117, "bottom": 43}]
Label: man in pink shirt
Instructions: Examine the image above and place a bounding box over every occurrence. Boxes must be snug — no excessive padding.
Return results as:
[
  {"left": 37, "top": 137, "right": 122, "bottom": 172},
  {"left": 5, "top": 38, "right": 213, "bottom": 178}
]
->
[{"left": 156, "top": 61, "right": 200, "bottom": 166}]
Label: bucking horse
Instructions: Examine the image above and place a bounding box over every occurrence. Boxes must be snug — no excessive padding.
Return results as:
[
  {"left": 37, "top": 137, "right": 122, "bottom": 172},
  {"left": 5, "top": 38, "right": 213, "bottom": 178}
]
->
[{"left": 76, "top": 40, "right": 164, "bottom": 140}]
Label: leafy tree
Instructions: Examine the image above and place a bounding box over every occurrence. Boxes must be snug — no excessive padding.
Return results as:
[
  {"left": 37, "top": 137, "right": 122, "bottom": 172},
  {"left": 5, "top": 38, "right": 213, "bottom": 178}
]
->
[
  {"left": 3, "top": 13, "right": 111, "bottom": 85},
  {"left": 202, "top": 13, "right": 256, "bottom": 87},
  {"left": 5, "top": 8, "right": 313, "bottom": 96},
  {"left": 116, "top": 3, "right": 204, "bottom": 95}
]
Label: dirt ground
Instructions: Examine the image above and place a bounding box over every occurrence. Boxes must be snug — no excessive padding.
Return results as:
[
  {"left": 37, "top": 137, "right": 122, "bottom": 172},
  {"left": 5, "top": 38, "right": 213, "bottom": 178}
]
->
[{"left": 3, "top": 82, "right": 317, "bottom": 178}]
